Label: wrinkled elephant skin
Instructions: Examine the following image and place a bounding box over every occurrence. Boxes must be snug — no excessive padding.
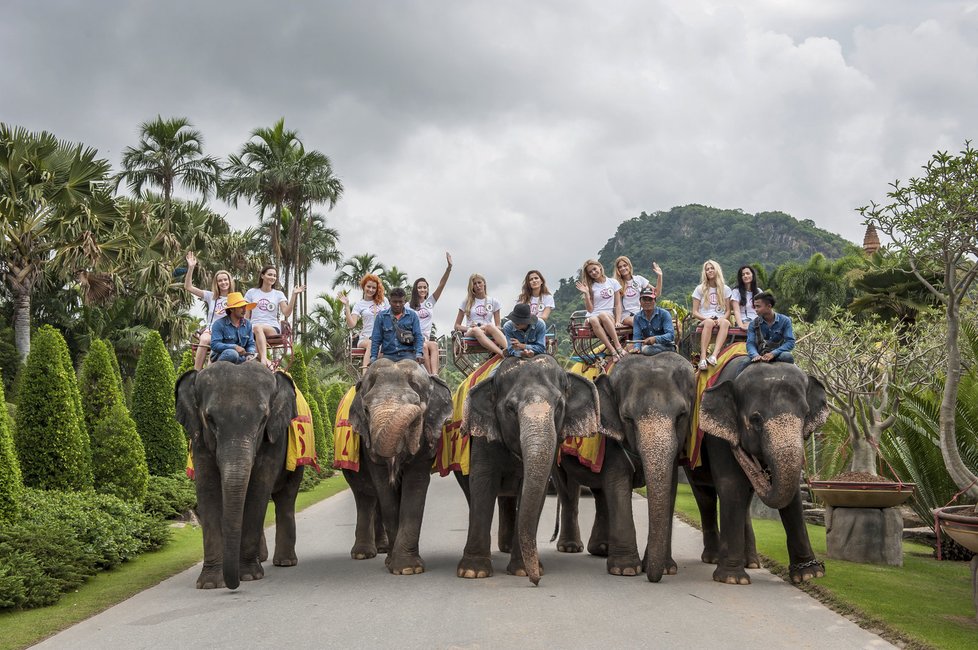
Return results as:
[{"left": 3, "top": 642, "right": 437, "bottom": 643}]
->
[{"left": 175, "top": 362, "right": 303, "bottom": 590}]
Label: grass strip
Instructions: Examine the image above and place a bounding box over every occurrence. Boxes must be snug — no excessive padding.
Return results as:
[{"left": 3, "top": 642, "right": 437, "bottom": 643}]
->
[
  {"left": 1, "top": 473, "right": 349, "bottom": 650},
  {"left": 670, "top": 483, "right": 977, "bottom": 650}
]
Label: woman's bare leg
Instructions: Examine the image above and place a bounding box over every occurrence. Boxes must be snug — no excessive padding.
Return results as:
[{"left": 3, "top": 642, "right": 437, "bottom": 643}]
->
[
  {"left": 483, "top": 323, "right": 508, "bottom": 351},
  {"left": 468, "top": 326, "right": 504, "bottom": 357},
  {"left": 195, "top": 331, "right": 211, "bottom": 370},
  {"left": 597, "top": 312, "right": 625, "bottom": 355},
  {"left": 699, "top": 320, "right": 716, "bottom": 357},
  {"left": 711, "top": 320, "right": 730, "bottom": 361},
  {"left": 424, "top": 340, "right": 440, "bottom": 375},
  {"left": 254, "top": 325, "right": 271, "bottom": 365},
  {"left": 357, "top": 338, "right": 370, "bottom": 369},
  {"left": 587, "top": 314, "right": 616, "bottom": 357}
]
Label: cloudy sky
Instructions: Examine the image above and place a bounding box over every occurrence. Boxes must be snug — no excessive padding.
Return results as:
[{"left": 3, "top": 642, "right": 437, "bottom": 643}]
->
[{"left": 3, "top": 1, "right": 977, "bottom": 328}]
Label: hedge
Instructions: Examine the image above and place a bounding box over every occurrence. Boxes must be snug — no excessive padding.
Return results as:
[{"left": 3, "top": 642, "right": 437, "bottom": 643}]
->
[
  {"left": 175, "top": 348, "right": 194, "bottom": 376},
  {"left": 79, "top": 340, "right": 124, "bottom": 434},
  {"left": 14, "top": 326, "right": 92, "bottom": 491},
  {"left": 142, "top": 472, "right": 197, "bottom": 520},
  {"left": 91, "top": 402, "right": 150, "bottom": 504},
  {"left": 131, "top": 331, "right": 187, "bottom": 475},
  {"left": 0, "top": 378, "right": 22, "bottom": 522}
]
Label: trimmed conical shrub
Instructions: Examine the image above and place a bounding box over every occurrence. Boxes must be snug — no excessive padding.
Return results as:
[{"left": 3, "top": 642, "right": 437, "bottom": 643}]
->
[
  {"left": 91, "top": 402, "right": 149, "bottom": 503},
  {"left": 79, "top": 340, "right": 124, "bottom": 434},
  {"left": 0, "top": 378, "right": 22, "bottom": 522},
  {"left": 289, "top": 349, "right": 310, "bottom": 394},
  {"left": 132, "top": 331, "right": 187, "bottom": 475},
  {"left": 314, "top": 385, "right": 334, "bottom": 473},
  {"left": 14, "top": 326, "right": 92, "bottom": 491},
  {"left": 105, "top": 340, "right": 123, "bottom": 387},
  {"left": 176, "top": 349, "right": 194, "bottom": 376},
  {"left": 325, "top": 382, "right": 347, "bottom": 428}
]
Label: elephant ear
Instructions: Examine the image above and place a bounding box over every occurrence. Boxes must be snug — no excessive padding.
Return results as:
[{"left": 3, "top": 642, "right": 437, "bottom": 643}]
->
[
  {"left": 462, "top": 377, "right": 499, "bottom": 442},
  {"left": 561, "top": 372, "right": 602, "bottom": 440},
  {"left": 803, "top": 374, "right": 829, "bottom": 440},
  {"left": 591, "top": 374, "right": 622, "bottom": 441},
  {"left": 348, "top": 376, "right": 370, "bottom": 447},
  {"left": 699, "top": 380, "right": 740, "bottom": 446},
  {"left": 267, "top": 372, "right": 298, "bottom": 445},
  {"left": 424, "top": 376, "right": 454, "bottom": 449},
  {"left": 175, "top": 370, "right": 202, "bottom": 446}
]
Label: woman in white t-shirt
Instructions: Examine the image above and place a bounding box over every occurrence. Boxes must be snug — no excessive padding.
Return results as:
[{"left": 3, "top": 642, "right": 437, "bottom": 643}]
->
[
  {"left": 453, "top": 273, "right": 507, "bottom": 357},
  {"left": 729, "top": 265, "right": 763, "bottom": 329},
  {"left": 613, "top": 256, "right": 664, "bottom": 326},
  {"left": 183, "top": 251, "right": 236, "bottom": 370},
  {"left": 517, "top": 269, "right": 556, "bottom": 322},
  {"left": 575, "top": 259, "right": 627, "bottom": 361},
  {"left": 245, "top": 266, "right": 304, "bottom": 368},
  {"left": 339, "top": 273, "right": 389, "bottom": 369},
  {"left": 410, "top": 252, "right": 453, "bottom": 375},
  {"left": 691, "top": 259, "right": 732, "bottom": 370}
]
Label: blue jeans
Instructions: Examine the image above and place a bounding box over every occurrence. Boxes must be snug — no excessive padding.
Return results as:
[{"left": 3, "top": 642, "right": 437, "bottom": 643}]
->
[
  {"left": 738, "top": 351, "right": 794, "bottom": 374},
  {"left": 214, "top": 349, "right": 247, "bottom": 364},
  {"left": 374, "top": 349, "right": 419, "bottom": 364},
  {"left": 640, "top": 343, "right": 675, "bottom": 356}
]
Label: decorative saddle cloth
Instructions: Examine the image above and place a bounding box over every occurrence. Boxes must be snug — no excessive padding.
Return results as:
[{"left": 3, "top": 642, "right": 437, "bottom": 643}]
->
[
  {"left": 333, "top": 385, "right": 360, "bottom": 472},
  {"left": 564, "top": 359, "right": 612, "bottom": 473},
  {"left": 682, "top": 342, "right": 747, "bottom": 469},
  {"left": 434, "top": 356, "right": 503, "bottom": 477},
  {"left": 187, "top": 374, "right": 319, "bottom": 478}
]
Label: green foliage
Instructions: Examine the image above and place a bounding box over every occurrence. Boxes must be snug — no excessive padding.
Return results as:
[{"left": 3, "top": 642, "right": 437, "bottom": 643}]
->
[
  {"left": 175, "top": 348, "right": 194, "bottom": 376},
  {"left": 14, "top": 326, "right": 92, "bottom": 491},
  {"left": 307, "top": 397, "right": 327, "bottom": 472},
  {"left": 766, "top": 252, "right": 866, "bottom": 322},
  {"left": 105, "top": 339, "right": 123, "bottom": 386},
  {"left": 0, "top": 488, "right": 170, "bottom": 610},
  {"left": 289, "top": 347, "right": 310, "bottom": 394},
  {"left": 142, "top": 472, "right": 197, "bottom": 519},
  {"left": 91, "top": 402, "right": 150, "bottom": 504},
  {"left": 131, "top": 331, "right": 187, "bottom": 475},
  {"left": 0, "top": 379, "right": 22, "bottom": 522},
  {"left": 0, "top": 325, "right": 19, "bottom": 395},
  {"left": 314, "top": 385, "right": 334, "bottom": 474},
  {"left": 79, "top": 339, "right": 125, "bottom": 434},
  {"left": 324, "top": 382, "right": 347, "bottom": 427}
]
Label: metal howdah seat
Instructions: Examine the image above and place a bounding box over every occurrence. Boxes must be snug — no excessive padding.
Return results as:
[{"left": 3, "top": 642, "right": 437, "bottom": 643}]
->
[
  {"left": 677, "top": 315, "right": 748, "bottom": 364},
  {"left": 567, "top": 310, "right": 632, "bottom": 367},
  {"left": 451, "top": 320, "right": 558, "bottom": 374},
  {"left": 263, "top": 320, "right": 294, "bottom": 370}
]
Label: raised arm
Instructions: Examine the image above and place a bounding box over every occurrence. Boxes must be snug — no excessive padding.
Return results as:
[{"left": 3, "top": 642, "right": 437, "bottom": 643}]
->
[
  {"left": 432, "top": 252, "right": 453, "bottom": 302},
  {"left": 183, "top": 252, "right": 206, "bottom": 299},
  {"left": 652, "top": 262, "right": 663, "bottom": 297},
  {"left": 339, "top": 292, "right": 359, "bottom": 328},
  {"left": 280, "top": 285, "right": 305, "bottom": 319},
  {"left": 575, "top": 281, "right": 594, "bottom": 312}
]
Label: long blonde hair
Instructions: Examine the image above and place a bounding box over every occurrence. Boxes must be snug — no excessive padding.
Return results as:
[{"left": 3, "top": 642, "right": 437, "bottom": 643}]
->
[
  {"left": 697, "top": 259, "right": 726, "bottom": 294},
  {"left": 612, "top": 255, "right": 634, "bottom": 287},
  {"left": 464, "top": 273, "right": 488, "bottom": 315},
  {"left": 580, "top": 259, "right": 607, "bottom": 292},
  {"left": 210, "top": 270, "right": 235, "bottom": 297}
]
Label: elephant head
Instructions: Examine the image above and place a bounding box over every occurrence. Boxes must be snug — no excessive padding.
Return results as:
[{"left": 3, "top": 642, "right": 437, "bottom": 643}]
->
[
  {"left": 462, "top": 354, "right": 600, "bottom": 585},
  {"left": 700, "top": 362, "right": 828, "bottom": 510},
  {"left": 348, "top": 358, "right": 453, "bottom": 483},
  {"left": 594, "top": 352, "right": 695, "bottom": 582},
  {"left": 175, "top": 362, "right": 297, "bottom": 590}
]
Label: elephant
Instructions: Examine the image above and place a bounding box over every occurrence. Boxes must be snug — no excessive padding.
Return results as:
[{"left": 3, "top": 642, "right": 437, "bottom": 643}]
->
[
  {"left": 344, "top": 357, "right": 453, "bottom": 575},
  {"left": 554, "top": 352, "right": 695, "bottom": 582},
  {"left": 175, "top": 361, "right": 302, "bottom": 590},
  {"left": 688, "top": 359, "right": 829, "bottom": 585},
  {"left": 457, "top": 354, "right": 600, "bottom": 585}
]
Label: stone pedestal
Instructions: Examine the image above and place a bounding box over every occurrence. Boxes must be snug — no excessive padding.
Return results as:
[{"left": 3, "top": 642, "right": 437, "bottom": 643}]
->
[{"left": 825, "top": 505, "right": 903, "bottom": 566}]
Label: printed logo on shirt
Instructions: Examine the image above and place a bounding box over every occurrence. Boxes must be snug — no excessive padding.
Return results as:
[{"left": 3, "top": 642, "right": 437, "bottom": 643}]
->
[
  {"left": 474, "top": 304, "right": 489, "bottom": 318},
  {"left": 530, "top": 302, "right": 540, "bottom": 315},
  {"left": 624, "top": 281, "right": 639, "bottom": 298},
  {"left": 370, "top": 303, "right": 383, "bottom": 315},
  {"left": 599, "top": 286, "right": 615, "bottom": 299},
  {"left": 256, "top": 298, "right": 276, "bottom": 313},
  {"left": 708, "top": 289, "right": 718, "bottom": 308},
  {"left": 214, "top": 298, "right": 228, "bottom": 318}
]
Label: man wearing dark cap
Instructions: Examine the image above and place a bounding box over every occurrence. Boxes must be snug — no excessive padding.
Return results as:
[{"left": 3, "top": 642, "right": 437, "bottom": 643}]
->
[
  {"left": 502, "top": 303, "right": 548, "bottom": 358},
  {"left": 630, "top": 287, "right": 675, "bottom": 356}
]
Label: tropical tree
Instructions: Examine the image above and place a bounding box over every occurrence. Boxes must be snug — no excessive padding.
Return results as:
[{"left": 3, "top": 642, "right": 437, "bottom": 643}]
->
[
  {"left": 332, "top": 253, "right": 385, "bottom": 289},
  {"left": 281, "top": 149, "right": 343, "bottom": 291},
  {"left": 116, "top": 116, "right": 220, "bottom": 222},
  {"left": 0, "top": 124, "right": 126, "bottom": 358},
  {"left": 848, "top": 251, "right": 943, "bottom": 327},
  {"left": 380, "top": 266, "right": 410, "bottom": 293},
  {"left": 863, "top": 141, "right": 978, "bottom": 503},
  {"left": 767, "top": 251, "right": 864, "bottom": 322},
  {"left": 304, "top": 292, "right": 350, "bottom": 366}
]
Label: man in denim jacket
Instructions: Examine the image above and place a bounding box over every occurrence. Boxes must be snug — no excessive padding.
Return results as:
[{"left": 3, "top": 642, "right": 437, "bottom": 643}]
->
[
  {"left": 630, "top": 287, "right": 675, "bottom": 356},
  {"left": 502, "top": 303, "right": 548, "bottom": 358},
  {"left": 745, "top": 292, "right": 795, "bottom": 366},
  {"left": 209, "top": 292, "right": 258, "bottom": 364},
  {"left": 368, "top": 287, "right": 424, "bottom": 367}
]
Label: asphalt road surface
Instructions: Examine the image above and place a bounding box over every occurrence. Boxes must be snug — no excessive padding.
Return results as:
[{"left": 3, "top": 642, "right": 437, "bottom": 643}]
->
[{"left": 34, "top": 477, "right": 894, "bottom": 649}]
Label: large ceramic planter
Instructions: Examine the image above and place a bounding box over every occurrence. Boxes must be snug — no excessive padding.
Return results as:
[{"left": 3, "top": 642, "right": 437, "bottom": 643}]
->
[
  {"left": 934, "top": 505, "right": 978, "bottom": 554},
  {"left": 810, "top": 480, "right": 915, "bottom": 508}
]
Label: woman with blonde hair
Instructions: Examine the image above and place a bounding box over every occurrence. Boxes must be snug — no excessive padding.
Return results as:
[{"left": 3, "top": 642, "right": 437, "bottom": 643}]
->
[
  {"left": 575, "top": 259, "right": 627, "bottom": 362},
  {"left": 691, "top": 259, "right": 732, "bottom": 370},
  {"left": 517, "top": 269, "right": 555, "bottom": 321},
  {"left": 339, "top": 273, "right": 389, "bottom": 369},
  {"left": 613, "top": 256, "right": 663, "bottom": 326},
  {"left": 454, "top": 273, "right": 506, "bottom": 357},
  {"left": 183, "top": 251, "right": 236, "bottom": 370}
]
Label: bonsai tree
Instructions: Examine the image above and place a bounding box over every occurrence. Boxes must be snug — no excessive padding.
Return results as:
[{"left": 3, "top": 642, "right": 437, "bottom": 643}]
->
[
  {"left": 795, "top": 308, "right": 940, "bottom": 477},
  {"left": 862, "top": 142, "right": 978, "bottom": 506}
]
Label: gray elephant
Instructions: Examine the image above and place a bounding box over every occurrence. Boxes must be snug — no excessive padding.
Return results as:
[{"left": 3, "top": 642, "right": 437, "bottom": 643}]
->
[
  {"left": 345, "top": 358, "right": 453, "bottom": 575},
  {"left": 555, "top": 352, "right": 695, "bottom": 581},
  {"left": 175, "top": 362, "right": 302, "bottom": 590},
  {"left": 458, "top": 354, "right": 600, "bottom": 585},
  {"left": 689, "top": 359, "right": 828, "bottom": 585}
]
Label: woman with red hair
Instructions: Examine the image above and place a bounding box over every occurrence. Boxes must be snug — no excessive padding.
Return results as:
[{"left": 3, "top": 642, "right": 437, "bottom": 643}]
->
[{"left": 339, "top": 273, "right": 389, "bottom": 369}]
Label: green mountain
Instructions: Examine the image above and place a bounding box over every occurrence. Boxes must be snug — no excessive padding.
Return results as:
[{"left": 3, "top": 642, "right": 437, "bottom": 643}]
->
[{"left": 549, "top": 204, "right": 858, "bottom": 350}]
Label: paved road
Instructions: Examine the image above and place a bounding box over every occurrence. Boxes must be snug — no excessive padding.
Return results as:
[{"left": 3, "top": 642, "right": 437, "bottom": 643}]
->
[{"left": 35, "top": 477, "right": 893, "bottom": 649}]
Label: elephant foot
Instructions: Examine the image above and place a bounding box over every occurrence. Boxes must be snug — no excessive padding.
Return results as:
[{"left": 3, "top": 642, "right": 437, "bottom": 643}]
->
[
  {"left": 745, "top": 554, "right": 761, "bottom": 570},
  {"left": 375, "top": 534, "right": 390, "bottom": 555},
  {"left": 507, "top": 558, "right": 544, "bottom": 577},
  {"left": 587, "top": 541, "right": 609, "bottom": 557},
  {"left": 556, "top": 537, "right": 584, "bottom": 553},
  {"left": 701, "top": 548, "right": 720, "bottom": 564},
  {"left": 387, "top": 553, "right": 426, "bottom": 576},
  {"left": 789, "top": 559, "right": 825, "bottom": 584},
  {"left": 457, "top": 555, "right": 493, "bottom": 579},
  {"left": 350, "top": 543, "right": 378, "bottom": 560},
  {"left": 239, "top": 561, "right": 264, "bottom": 582},
  {"left": 642, "top": 556, "right": 677, "bottom": 582},
  {"left": 195, "top": 566, "right": 225, "bottom": 589},
  {"left": 713, "top": 566, "right": 751, "bottom": 585},
  {"left": 497, "top": 540, "right": 512, "bottom": 554},
  {"left": 273, "top": 552, "right": 298, "bottom": 567},
  {"left": 608, "top": 555, "right": 643, "bottom": 577}
]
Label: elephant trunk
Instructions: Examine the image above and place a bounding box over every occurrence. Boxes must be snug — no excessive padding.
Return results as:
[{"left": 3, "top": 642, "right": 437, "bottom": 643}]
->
[
  {"left": 372, "top": 404, "right": 423, "bottom": 458},
  {"left": 517, "top": 402, "right": 557, "bottom": 586},
  {"left": 220, "top": 467, "right": 252, "bottom": 590},
  {"left": 736, "top": 414, "right": 805, "bottom": 510},
  {"left": 636, "top": 416, "right": 679, "bottom": 582}
]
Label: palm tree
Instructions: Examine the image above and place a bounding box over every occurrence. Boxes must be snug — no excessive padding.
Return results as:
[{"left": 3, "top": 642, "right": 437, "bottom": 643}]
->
[
  {"left": 332, "top": 253, "right": 386, "bottom": 289},
  {"left": 117, "top": 116, "right": 220, "bottom": 222},
  {"left": 380, "top": 266, "right": 409, "bottom": 293},
  {"left": 283, "top": 149, "right": 343, "bottom": 291},
  {"left": 304, "top": 292, "right": 351, "bottom": 366},
  {"left": 0, "top": 124, "right": 124, "bottom": 358}
]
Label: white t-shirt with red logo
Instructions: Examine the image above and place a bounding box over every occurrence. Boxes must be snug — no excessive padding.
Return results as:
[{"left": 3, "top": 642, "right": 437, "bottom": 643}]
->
[
  {"left": 352, "top": 298, "right": 389, "bottom": 340},
  {"left": 528, "top": 294, "right": 556, "bottom": 318},
  {"left": 692, "top": 284, "right": 732, "bottom": 319},
  {"left": 459, "top": 297, "right": 501, "bottom": 326},
  {"left": 620, "top": 275, "right": 650, "bottom": 315},
  {"left": 415, "top": 298, "right": 436, "bottom": 337},
  {"left": 244, "top": 288, "right": 287, "bottom": 329},
  {"left": 587, "top": 278, "right": 622, "bottom": 316},
  {"left": 201, "top": 290, "right": 228, "bottom": 329}
]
